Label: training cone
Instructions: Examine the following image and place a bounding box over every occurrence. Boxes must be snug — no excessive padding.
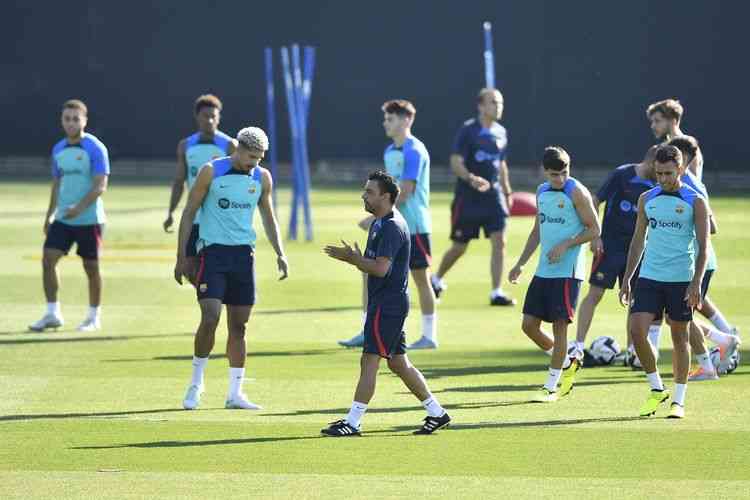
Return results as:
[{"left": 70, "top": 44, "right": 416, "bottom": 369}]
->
[{"left": 510, "top": 191, "right": 537, "bottom": 216}]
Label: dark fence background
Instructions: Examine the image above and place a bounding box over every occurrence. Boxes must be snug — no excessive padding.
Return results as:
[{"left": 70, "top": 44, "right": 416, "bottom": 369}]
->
[{"left": 1, "top": 1, "right": 747, "bottom": 181}]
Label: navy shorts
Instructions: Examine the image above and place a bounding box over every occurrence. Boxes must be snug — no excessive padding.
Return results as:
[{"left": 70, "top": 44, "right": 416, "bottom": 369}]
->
[
  {"left": 44, "top": 221, "right": 103, "bottom": 260},
  {"left": 522, "top": 276, "right": 582, "bottom": 323},
  {"left": 630, "top": 277, "right": 692, "bottom": 322},
  {"left": 450, "top": 196, "right": 507, "bottom": 243},
  {"left": 363, "top": 304, "right": 407, "bottom": 359},
  {"left": 186, "top": 224, "right": 200, "bottom": 258},
  {"left": 589, "top": 250, "right": 628, "bottom": 289},
  {"left": 410, "top": 233, "right": 432, "bottom": 270},
  {"left": 196, "top": 244, "right": 256, "bottom": 306},
  {"left": 701, "top": 270, "right": 714, "bottom": 300}
]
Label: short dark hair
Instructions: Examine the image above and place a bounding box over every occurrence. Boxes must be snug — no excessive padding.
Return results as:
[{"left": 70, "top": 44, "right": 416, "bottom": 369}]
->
[
  {"left": 477, "top": 87, "right": 503, "bottom": 105},
  {"left": 368, "top": 170, "right": 400, "bottom": 204},
  {"left": 382, "top": 99, "right": 416, "bottom": 119},
  {"left": 194, "top": 94, "right": 222, "bottom": 115},
  {"left": 667, "top": 135, "right": 699, "bottom": 165},
  {"left": 542, "top": 146, "right": 571, "bottom": 171},
  {"left": 62, "top": 99, "right": 87, "bottom": 116},
  {"left": 647, "top": 99, "right": 683, "bottom": 122},
  {"left": 654, "top": 144, "right": 683, "bottom": 167}
]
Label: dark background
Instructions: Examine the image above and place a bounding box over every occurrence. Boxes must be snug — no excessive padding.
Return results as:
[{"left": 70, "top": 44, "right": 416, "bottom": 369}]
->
[{"left": 1, "top": 1, "right": 746, "bottom": 168}]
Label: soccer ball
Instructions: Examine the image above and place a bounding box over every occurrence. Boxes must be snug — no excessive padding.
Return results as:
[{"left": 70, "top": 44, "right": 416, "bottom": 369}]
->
[
  {"left": 710, "top": 346, "right": 739, "bottom": 374},
  {"left": 590, "top": 336, "right": 621, "bottom": 365}
]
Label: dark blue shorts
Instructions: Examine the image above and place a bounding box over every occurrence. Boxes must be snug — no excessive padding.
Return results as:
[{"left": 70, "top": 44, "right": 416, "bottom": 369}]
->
[
  {"left": 186, "top": 224, "right": 200, "bottom": 258},
  {"left": 630, "top": 277, "right": 692, "bottom": 322},
  {"left": 410, "top": 233, "right": 432, "bottom": 270},
  {"left": 196, "top": 244, "right": 256, "bottom": 306},
  {"left": 588, "top": 250, "right": 628, "bottom": 289},
  {"left": 450, "top": 196, "right": 507, "bottom": 243},
  {"left": 363, "top": 304, "right": 407, "bottom": 359},
  {"left": 701, "top": 270, "right": 714, "bottom": 300},
  {"left": 44, "top": 221, "right": 103, "bottom": 260},
  {"left": 522, "top": 276, "right": 581, "bottom": 323}
]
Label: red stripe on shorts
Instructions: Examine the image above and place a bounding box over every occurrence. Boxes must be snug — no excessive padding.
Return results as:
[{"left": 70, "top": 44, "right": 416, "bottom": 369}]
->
[
  {"left": 563, "top": 279, "right": 574, "bottom": 320},
  {"left": 414, "top": 233, "right": 432, "bottom": 266},
  {"left": 373, "top": 306, "right": 387, "bottom": 357},
  {"left": 590, "top": 251, "right": 604, "bottom": 274},
  {"left": 195, "top": 254, "right": 206, "bottom": 285}
]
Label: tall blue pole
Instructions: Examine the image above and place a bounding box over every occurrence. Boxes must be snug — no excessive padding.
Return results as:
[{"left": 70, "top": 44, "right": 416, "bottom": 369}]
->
[
  {"left": 264, "top": 47, "right": 278, "bottom": 210},
  {"left": 292, "top": 44, "right": 313, "bottom": 241},
  {"left": 280, "top": 46, "right": 301, "bottom": 240},
  {"left": 483, "top": 21, "right": 495, "bottom": 89},
  {"left": 302, "top": 46, "right": 316, "bottom": 121}
]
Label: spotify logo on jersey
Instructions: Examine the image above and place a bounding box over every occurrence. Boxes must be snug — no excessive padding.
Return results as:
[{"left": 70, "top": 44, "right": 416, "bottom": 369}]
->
[{"left": 218, "top": 198, "right": 230, "bottom": 209}]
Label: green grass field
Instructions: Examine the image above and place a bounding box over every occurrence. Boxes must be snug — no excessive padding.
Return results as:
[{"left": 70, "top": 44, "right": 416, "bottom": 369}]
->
[{"left": 1, "top": 182, "right": 749, "bottom": 499}]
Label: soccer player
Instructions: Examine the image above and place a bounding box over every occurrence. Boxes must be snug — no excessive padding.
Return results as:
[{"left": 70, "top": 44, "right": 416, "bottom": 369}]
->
[
  {"left": 338, "top": 100, "right": 438, "bottom": 349},
  {"left": 431, "top": 88, "right": 515, "bottom": 306},
  {"left": 174, "top": 127, "right": 288, "bottom": 410},
  {"left": 508, "top": 147, "right": 600, "bottom": 402},
  {"left": 29, "top": 99, "right": 110, "bottom": 333},
  {"left": 322, "top": 171, "right": 450, "bottom": 436},
  {"left": 666, "top": 136, "right": 740, "bottom": 379},
  {"left": 575, "top": 146, "right": 657, "bottom": 359},
  {"left": 647, "top": 99, "right": 704, "bottom": 179},
  {"left": 619, "top": 145, "right": 710, "bottom": 419},
  {"left": 164, "top": 94, "right": 236, "bottom": 274}
]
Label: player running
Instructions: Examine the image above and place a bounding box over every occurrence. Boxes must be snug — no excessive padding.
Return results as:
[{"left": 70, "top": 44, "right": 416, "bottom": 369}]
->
[
  {"left": 575, "top": 146, "right": 657, "bottom": 360},
  {"left": 323, "top": 171, "right": 450, "bottom": 436},
  {"left": 619, "top": 145, "right": 710, "bottom": 419},
  {"left": 338, "top": 100, "right": 438, "bottom": 350},
  {"left": 29, "top": 99, "right": 110, "bottom": 333},
  {"left": 174, "top": 127, "right": 288, "bottom": 411},
  {"left": 431, "top": 88, "right": 515, "bottom": 306},
  {"left": 164, "top": 94, "right": 236, "bottom": 274},
  {"left": 509, "top": 147, "right": 600, "bottom": 402}
]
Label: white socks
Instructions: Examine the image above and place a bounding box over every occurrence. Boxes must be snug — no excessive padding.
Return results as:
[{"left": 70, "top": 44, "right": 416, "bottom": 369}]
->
[
  {"left": 47, "top": 302, "right": 61, "bottom": 315},
  {"left": 708, "top": 327, "right": 733, "bottom": 347},
  {"left": 190, "top": 356, "right": 208, "bottom": 387},
  {"left": 228, "top": 367, "right": 245, "bottom": 399},
  {"left": 646, "top": 371, "right": 664, "bottom": 391},
  {"left": 544, "top": 368, "right": 562, "bottom": 391},
  {"left": 422, "top": 314, "right": 437, "bottom": 342},
  {"left": 696, "top": 352, "right": 714, "bottom": 373},
  {"left": 673, "top": 383, "right": 687, "bottom": 406},
  {"left": 345, "top": 401, "right": 368, "bottom": 428},
  {"left": 421, "top": 395, "right": 446, "bottom": 417},
  {"left": 709, "top": 312, "right": 732, "bottom": 334},
  {"left": 490, "top": 287, "right": 505, "bottom": 299},
  {"left": 87, "top": 306, "right": 101, "bottom": 320},
  {"left": 647, "top": 325, "right": 661, "bottom": 351},
  {"left": 431, "top": 275, "right": 446, "bottom": 289},
  {"left": 575, "top": 341, "right": 585, "bottom": 354}
]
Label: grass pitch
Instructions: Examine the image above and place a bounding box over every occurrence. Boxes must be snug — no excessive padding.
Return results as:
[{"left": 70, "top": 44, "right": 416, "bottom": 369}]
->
[{"left": 1, "top": 182, "right": 748, "bottom": 499}]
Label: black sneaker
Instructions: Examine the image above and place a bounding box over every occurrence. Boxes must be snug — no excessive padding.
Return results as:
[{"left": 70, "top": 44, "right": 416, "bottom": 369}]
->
[
  {"left": 490, "top": 294, "right": 516, "bottom": 306},
  {"left": 321, "top": 419, "right": 361, "bottom": 437},
  {"left": 413, "top": 413, "right": 451, "bottom": 435}
]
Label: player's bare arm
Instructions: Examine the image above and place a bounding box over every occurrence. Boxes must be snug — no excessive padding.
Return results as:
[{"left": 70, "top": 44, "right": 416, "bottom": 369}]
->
[
  {"left": 619, "top": 194, "right": 648, "bottom": 306},
  {"left": 324, "top": 240, "right": 391, "bottom": 278},
  {"left": 686, "top": 197, "right": 710, "bottom": 308},
  {"left": 498, "top": 159, "right": 512, "bottom": 208},
  {"left": 547, "top": 185, "right": 600, "bottom": 264},
  {"left": 397, "top": 179, "right": 416, "bottom": 206},
  {"left": 508, "top": 216, "right": 540, "bottom": 284},
  {"left": 258, "top": 168, "right": 289, "bottom": 280},
  {"left": 164, "top": 139, "right": 187, "bottom": 232},
  {"left": 450, "top": 154, "right": 490, "bottom": 192},
  {"left": 44, "top": 177, "right": 61, "bottom": 234},
  {"left": 62, "top": 175, "right": 108, "bottom": 220},
  {"left": 174, "top": 163, "right": 212, "bottom": 284}
]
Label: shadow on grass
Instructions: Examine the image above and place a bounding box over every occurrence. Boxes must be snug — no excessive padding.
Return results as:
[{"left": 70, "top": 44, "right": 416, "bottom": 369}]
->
[
  {"left": 254, "top": 306, "right": 361, "bottom": 316},
  {"left": 103, "top": 348, "right": 344, "bottom": 363},
  {"left": 0, "top": 332, "right": 194, "bottom": 345},
  {"left": 419, "top": 364, "right": 545, "bottom": 379},
  {"left": 375, "top": 415, "right": 645, "bottom": 434},
  {"left": 438, "top": 378, "right": 643, "bottom": 394},
  {"left": 72, "top": 435, "right": 325, "bottom": 449},
  {"left": 0, "top": 408, "right": 185, "bottom": 422},
  {"left": 262, "top": 400, "right": 533, "bottom": 418}
]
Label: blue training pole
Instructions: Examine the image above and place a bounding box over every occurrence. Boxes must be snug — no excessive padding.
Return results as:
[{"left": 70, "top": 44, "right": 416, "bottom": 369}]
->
[
  {"left": 292, "top": 44, "right": 313, "bottom": 241},
  {"left": 483, "top": 21, "right": 495, "bottom": 89},
  {"left": 281, "top": 46, "right": 302, "bottom": 240},
  {"left": 302, "top": 46, "right": 316, "bottom": 121},
  {"left": 264, "top": 47, "right": 278, "bottom": 210}
]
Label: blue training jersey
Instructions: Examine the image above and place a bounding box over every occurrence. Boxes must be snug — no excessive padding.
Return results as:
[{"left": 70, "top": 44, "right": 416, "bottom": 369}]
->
[
  {"left": 383, "top": 136, "right": 431, "bottom": 234},
  {"left": 197, "top": 157, "right": 263, "bottom": 251},
  {"left": 51, "top": 134, "right": 110, "bottom": 226},
  {"left": 535, "top": 178, "right": 587, "bottom": 280},
  {"left": 639, "top": 184, "right": 703, "bottom": 282},
  {"left": 596, "top": 164, "right": 655, "bottom": 252},
  {"left": 184, "top": 131, "right": 233, "bottom": 224},
  {"left": 451, "top": 118, "right": 508, "bottom": 212},
  {"left": 364, "top": 210, "right": 410, "bottom": 315},
  {"left": 681, "top": 171, "right": 717, "bottom": 271}
]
